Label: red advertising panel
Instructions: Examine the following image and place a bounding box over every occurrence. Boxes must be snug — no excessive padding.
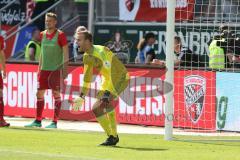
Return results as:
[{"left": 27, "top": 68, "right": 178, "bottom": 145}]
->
[
  {"left": 120, "top": 0, "right": 195, "bottom": 22},
  {"left": 174, "top": 70, "right": 216, "bottom": 130},
  {"left": 116, "top": 68, "right": 166, "bottom": 126},
  {"left": 3, "top": 64, "right": 216, "bottom": 130},
  {"left": 4, "top": 64, "right": 167, "bottom": 126}
]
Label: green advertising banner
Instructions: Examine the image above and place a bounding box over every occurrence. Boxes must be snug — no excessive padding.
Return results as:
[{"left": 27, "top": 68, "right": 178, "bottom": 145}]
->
[{"left": 94, "top": 23, "right": 236, "bottom": 63}]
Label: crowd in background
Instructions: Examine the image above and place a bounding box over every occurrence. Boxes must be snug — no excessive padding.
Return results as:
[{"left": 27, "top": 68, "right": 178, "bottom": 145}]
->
[{"left": 22, "top": 25, "right": 240, "bottom": 70}]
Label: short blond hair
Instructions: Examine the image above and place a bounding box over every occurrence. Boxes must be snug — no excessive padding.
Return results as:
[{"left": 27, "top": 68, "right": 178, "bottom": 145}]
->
[
  {"left": 74, "top": 26, "right": 87, "bottom": 39},
  {"left": 46, "top": 12, "right": 57, "bottom": 20},
  {"left": 75, "top": 26, "right": 87, "bottom": 33}
]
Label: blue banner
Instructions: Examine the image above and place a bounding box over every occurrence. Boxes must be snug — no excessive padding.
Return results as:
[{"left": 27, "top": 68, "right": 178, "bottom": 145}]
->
[{"left": 13, "top": 26, "right": 36, "bottom": 59}]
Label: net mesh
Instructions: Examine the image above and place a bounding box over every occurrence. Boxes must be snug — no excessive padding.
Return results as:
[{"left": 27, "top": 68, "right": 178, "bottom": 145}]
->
[{"left": 172, "top": 0, "right": 240, "bottom": 139}]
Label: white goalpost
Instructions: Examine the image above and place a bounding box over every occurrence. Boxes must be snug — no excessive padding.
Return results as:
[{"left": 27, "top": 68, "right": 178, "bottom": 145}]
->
[{"left": 164, "top": 0, "right": 176, "bottom": 140}]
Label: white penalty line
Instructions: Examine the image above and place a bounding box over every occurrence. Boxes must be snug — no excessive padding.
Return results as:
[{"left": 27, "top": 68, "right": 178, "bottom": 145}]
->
[{"left": 0, "top": 149, "right": 111, "bottom": 160}]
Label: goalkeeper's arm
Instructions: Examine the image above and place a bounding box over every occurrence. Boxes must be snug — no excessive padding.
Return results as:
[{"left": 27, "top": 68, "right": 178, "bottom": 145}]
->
[
  {"left": 72, "top": 63, "right": 93, "bottom": 111},
  {"left": 80, "top": 62, "right": 93, "bottom": 97}
]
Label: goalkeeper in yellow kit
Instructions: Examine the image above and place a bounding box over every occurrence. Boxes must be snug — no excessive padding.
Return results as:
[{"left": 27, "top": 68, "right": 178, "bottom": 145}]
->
[{"left": 73, "top": 31, "right": 129, "bottom": 146}]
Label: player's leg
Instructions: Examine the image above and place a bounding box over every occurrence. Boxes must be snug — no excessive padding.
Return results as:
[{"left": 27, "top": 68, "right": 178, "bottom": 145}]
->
[
  {"left": 25, "top": 70, "right": 49, "bottom": 127},
  {"left": 108, "top": 77, "right": 129, "bottom": 137},
  {"left": 0, "top": 88, "right": 10, "bottom": 127},
  {"left": 92, "top": 98, "right": 112, "bottom": 137},
  {"left": 103, "top": 101, "right": 119, "bottom": 146},
  {"left": 102, "top": 77, "right": 129, "bottom": 145},
  {"left": 93, "top": 91, "right": 119, "bottom": 146},
  {"left": 36, "top": 90, "right": 46, "bottom": 122},
  {"left": 106, "top": 102, "right": 117, "bottom": 137},
  {"left": 101, "top": 90, "right": 118, "bottom": 138},
  {"left": 45, "top": 70, "right": 62, "bottom": 128},
  {"left": 0, "top": 72, "right": 10, "bottom": 127},
  {"left": 25, "top": 89, "right": 45, "bottom": 127},
  {"left": 45, "top": 90, "right": 61, "bottom": 128},
  {"left": 92, "top": 91, "right": 118, "bottom": 146}
]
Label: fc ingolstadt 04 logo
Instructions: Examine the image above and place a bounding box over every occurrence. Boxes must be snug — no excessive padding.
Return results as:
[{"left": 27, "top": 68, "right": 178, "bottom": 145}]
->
[
  {"left": 125, "top": 0, "right": 135, "bottom": 12},
  {"left": 184, "top": 75, "right": 206, "bottom": 123}
]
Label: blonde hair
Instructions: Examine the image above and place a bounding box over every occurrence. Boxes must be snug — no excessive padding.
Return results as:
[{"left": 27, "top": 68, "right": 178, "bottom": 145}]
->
[
  {"left": 75, "top": 26, "right": 87, "bottom": 33},
  {"left": 74, "top": 26, "right": 87, "bottom": 39},
  {"left": 46, "top": 12, "right": 57, "bottom": 20}
]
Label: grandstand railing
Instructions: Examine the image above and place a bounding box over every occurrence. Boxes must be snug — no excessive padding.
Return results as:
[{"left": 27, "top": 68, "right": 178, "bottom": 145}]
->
[
  {"left": 5, "top": 0, "right": 64, "bottom": 41},
  {"left": 94, "top": 0, "right": 240, "bottom": 23},
  {"left": 0, "top": 0, "right": 19, "bottom": 34}
]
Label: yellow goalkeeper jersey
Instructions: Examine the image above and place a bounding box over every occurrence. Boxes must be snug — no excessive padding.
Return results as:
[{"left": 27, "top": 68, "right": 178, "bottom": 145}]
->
[{"left": 81, "top": 45, "right": 129, "bottom": 97}]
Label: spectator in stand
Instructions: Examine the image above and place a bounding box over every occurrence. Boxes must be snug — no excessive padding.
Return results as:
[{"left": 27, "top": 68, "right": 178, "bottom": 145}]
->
[
  {"left": 152, "top": 36, "right": 200, "bottom": 67},
  {"left": 105, "top": 31, "right": 132, "bottom": 64},
  {"left": 135, "top": 32, "right": 156, "bottom": 64}
]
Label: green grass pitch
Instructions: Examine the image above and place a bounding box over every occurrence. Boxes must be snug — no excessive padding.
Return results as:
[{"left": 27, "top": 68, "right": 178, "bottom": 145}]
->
[{"left": 0, "top": 127, "right": 240, "bottom": 160}]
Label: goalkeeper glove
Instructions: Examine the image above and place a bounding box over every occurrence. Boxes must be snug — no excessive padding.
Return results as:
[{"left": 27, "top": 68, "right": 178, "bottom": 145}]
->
[
  {"left": 101, "top": 90, "right": 111, "bottom": 103},
  {"left": 72, "top": 94, "right": 85, "bottom": 111}
]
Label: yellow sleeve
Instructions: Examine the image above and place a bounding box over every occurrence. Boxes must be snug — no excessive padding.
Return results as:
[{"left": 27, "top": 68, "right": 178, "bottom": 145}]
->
[{"left": 81, "top": 55, "right": 93, "bottom": 96}]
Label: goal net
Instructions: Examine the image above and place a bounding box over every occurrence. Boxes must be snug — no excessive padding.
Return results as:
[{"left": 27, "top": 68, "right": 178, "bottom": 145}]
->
[{"left": 169, "top": 0, "right": 240, "bottom": 139}]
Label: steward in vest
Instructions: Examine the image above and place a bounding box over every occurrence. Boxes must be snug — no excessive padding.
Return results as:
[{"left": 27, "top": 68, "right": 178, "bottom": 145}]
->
[
  {"left": 209, "top": 25, "right": 239, "bottom": 69},
  {"left": 209, "top": 39, "right": 225, "bottom": 69},
  {"left": 25, "top": 28, "right": 41, "bottom": 61}
]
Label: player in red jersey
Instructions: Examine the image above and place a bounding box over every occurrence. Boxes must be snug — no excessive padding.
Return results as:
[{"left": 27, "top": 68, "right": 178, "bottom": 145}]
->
[
  {"left": 0, "top": 35, "right": 10, "bottom": 127},
  {"left": 25, "top": 12, "right": 69, "bottom": 128}
]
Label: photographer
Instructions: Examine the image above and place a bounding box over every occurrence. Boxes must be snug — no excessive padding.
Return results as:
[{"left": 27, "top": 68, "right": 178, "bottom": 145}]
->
[
  {"left": 151, "top": 36, "right": 201, "bottom": 68},
  {"left": 209, "top": 25, "right": 239, "bottom": 69}
]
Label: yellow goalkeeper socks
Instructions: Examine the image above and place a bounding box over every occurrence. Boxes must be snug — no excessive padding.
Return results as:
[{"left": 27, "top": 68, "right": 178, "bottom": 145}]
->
[
  {"left": 96, "top": 115, "right": 112, "bottom": 136},
  {"left": 107, "top": 110, "right": 118, "bottom": 137}
]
